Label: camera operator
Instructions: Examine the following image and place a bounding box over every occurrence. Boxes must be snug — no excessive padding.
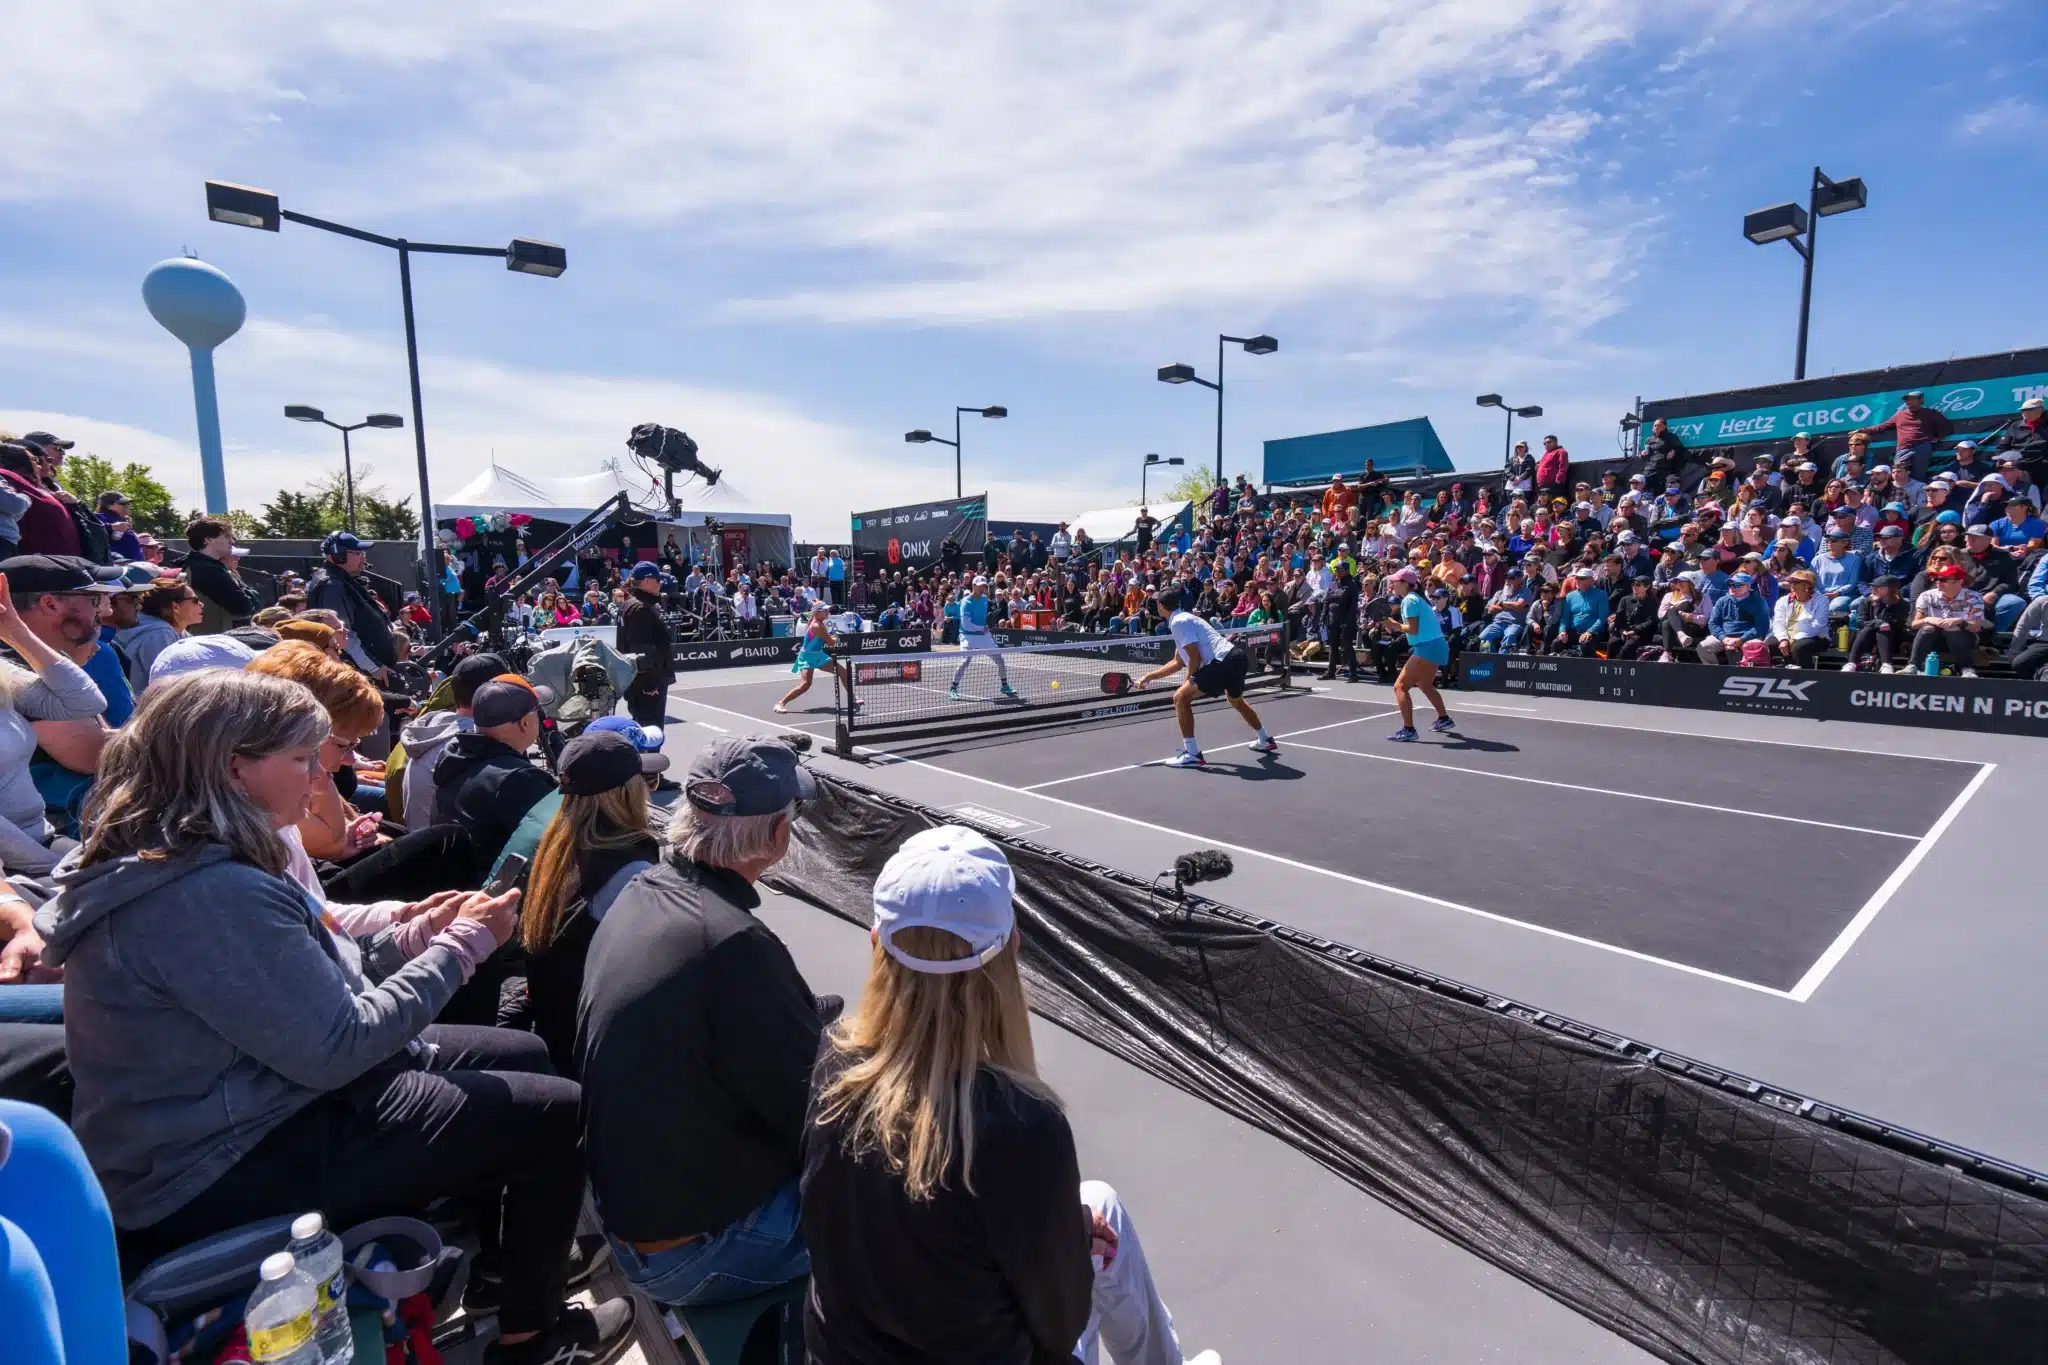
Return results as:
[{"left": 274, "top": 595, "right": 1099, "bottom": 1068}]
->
[
  {"left": 616, "top": 560, "right": 675, "bottom": 728},
  {"left": 1319, "top": 561, "right": 1361, "bottom": 682}
]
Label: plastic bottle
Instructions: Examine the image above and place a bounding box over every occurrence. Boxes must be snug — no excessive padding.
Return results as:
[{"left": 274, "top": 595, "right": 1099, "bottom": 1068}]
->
[
  {"left": 1924, "top": 651, "right": 1942, "bottom": 676},
  {"left": 245, "top": 1252, "right": 322, "bottom": 1365},
  {"left": 287, "top": 1212, "right": 354, "bottom": 1364}
]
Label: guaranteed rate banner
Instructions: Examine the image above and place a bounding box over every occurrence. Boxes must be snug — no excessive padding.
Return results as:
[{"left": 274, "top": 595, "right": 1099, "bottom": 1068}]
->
[{"left": 851, "top": 494, "right": 988, "bottom": 570}]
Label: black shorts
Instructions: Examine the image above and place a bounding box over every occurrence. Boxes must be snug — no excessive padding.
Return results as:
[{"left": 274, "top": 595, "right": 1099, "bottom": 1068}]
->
[{"left": 1190, "top": 647, "right": 1251, "bottom": 698}]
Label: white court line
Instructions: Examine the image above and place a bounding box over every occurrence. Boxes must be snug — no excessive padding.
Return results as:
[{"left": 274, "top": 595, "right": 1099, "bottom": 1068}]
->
[
  {"left": 1281, "top": 740, "right": 1921, "bottom": 841},
  {"left": 694, "top": 722, "right": 729, "bottom": 733},
  {"left": 1020, "top": 710, "right": 1400, "bottom": 791},
  {"left": 851, "top": 741, "right": 1797, "bottom": 999},
  {"left": 1788, "top": 761, "right": 1996, "bottom": 1002},
  {"left": 668, "top": 692, "right": 832, "bottom": 731},
  {"left": 1305, "top": 690, "right": 1986, "bottom": 765}
]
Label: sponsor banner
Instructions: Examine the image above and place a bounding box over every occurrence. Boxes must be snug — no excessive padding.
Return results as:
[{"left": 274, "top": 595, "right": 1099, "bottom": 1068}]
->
[
  {"left": 670, "top": 628, "right": 932, "bottom": 673},
  {"left": 1647, "top": 361, "right": 2048, "bottom": 450},
  {"left": 851, "top": 494, "right": 987, "bottom": 569},
  {"left": 1461, "top": 654, "right": 2048, "bottom": 736},
  {"left": 855, "top": 659, "right": 924, "bottom": 685}
]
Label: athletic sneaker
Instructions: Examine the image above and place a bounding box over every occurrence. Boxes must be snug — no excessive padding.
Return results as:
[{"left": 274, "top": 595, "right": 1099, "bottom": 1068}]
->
[
  {"left": 482, "top": 1299, "right": 635, "bottom": 1365},
  {"left": 773, "top": 702, "right": 789, "bottom": 713},
  {"left": 1430, "top": 715, "right": 1455, "bottom": 733},
  {"left": 1001, "top": 684, "right": 1020, "bottom": 698},
  {"left": 1879, "top": 663, "right": 1897, "bottom": 674},
  {"left": 948, "top": 686, "right": 963, "bottom": 700},
  {"left": 1840, "top": 661, "right": 1858, "bottom": 673},
  {"left": 1387, "top": 726, "right": 1418, "bottom": 742},
  {"left": 1962, "top": 667, "right": 1979, "bottom": 678},
  {"left": 1249, "top": 735, "right": 1278, "bottom": 753},
  {"left": 1166, "top": 750, "right": 1206, "bottom": 767}
]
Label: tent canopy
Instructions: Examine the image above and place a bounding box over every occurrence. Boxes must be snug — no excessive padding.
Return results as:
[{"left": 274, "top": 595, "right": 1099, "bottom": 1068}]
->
[
  {"left": 1066, "top": 500, "right": 1192, "bottom": 547},
  {"left": 438, "top": 459, "right": 791, "bottom": 530}
]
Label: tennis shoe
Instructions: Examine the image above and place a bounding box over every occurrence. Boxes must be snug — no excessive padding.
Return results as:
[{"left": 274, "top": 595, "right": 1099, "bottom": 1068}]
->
[
  {"left": 1166, "top": 750, "right": 1206, "bottom": 767},
  {"left": 1387, "top": 726, "right": 1418, "bottom": 742},
  {"left": 1249, "top": 736, "right": 1278, "bottom": 753},
  {"left": 773, "top": 702, "right": 789, "bottom": 713},
  {"left": 948, "top": 686, "right": 963, "bottom": 700},
  {"left": 1430, "top": 715, "right": 1455, "bottom": 733},
  {"left": 1001, "top": 684, "right": 1020, "bottom": 697}
]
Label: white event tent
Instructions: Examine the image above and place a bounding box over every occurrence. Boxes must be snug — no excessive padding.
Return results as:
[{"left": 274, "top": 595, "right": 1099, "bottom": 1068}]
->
[{"left": 438, "top": 459, "right": 794, "bottom": 567}]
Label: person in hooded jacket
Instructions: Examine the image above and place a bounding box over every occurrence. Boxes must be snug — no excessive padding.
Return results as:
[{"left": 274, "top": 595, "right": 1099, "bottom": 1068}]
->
[
  {"left": 432, "top": 674, "right": 558, "bottom": 871},
  {"left": 614, "top": 560, "right": 675, "bottom": 728},
  {"left": 395, "top": 652, "right": 506, "bottom": 831},
  {"left": 33, "top": 669, "right": 637, "bottom": 1365}
]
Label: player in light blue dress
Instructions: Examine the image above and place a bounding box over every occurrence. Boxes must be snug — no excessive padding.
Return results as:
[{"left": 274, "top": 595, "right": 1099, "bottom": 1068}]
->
[{"left": 777, "top": 603, "right": 858, "bottom": 713}]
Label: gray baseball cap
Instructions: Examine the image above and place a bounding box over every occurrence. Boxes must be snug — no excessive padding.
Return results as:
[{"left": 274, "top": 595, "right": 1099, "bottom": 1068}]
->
[{"left": 685, "top": 736, "right": 818, "bottom": 816}]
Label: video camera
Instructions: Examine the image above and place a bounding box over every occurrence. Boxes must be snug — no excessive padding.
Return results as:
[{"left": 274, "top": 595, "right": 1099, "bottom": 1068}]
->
[{"left": 627, "top": 424, "right": 721, "bottom": 486}]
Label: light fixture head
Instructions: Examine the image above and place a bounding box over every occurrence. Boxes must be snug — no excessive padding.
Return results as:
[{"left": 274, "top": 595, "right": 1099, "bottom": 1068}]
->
[
  {"left": 1814, "top": 175, "right": 1867, "bottom": 217},
  {"left": 1618, "top": 413, "right": 1642, "bottom": 431},
  {"left": 1743, "top": 201, "right": 1808, "bottom": 245},
  {"left": 1167, "top": 457, "right": 1185, "bottom": 466},
  {"left": 1515, "top": 405, "right": 1544, "bottom": 418},
  {"left": 1158, "top": 363, "right": 1196, "bottom": 384},
  {"left": 365, "top": 413, "right": 405, "bottom": 429},
  {"left": 206, "top": 180, "right": 280, "bottom": 231},
  {"left": 1241, "top": 334, "right": 1278, "bottom": 355},
  {"left": 507, "top": 238, "right": 567, "bottom": 277},
  {"left": 980, "top": 405, "right": 1007, "bottom": 419},
  {"left": 1475, "top": 393, "right": 1503, "bottom": 408},
  {"left": 1144, "top": 453, "right": 1164, "bottom": 465},
  {"left": 905, "top": 429, "right": 934, "bottom": 443},
  {"left": 284, "top": 404, "right": 324, "bottom": 423}
]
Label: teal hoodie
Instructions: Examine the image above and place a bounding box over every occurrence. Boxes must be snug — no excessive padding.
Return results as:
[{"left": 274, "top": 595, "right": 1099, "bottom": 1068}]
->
[{"left": 34, "top": 845, "right": 469, "bottom": 1229}]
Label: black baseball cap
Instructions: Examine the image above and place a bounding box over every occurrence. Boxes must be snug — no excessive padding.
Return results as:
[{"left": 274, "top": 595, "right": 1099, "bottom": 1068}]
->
[
  {"left": 18, "top": 431, "right": 72, "bottom": 450},
  {"left": 557, "top": 730, "right": 669, "bottom": 795},
  {"left": 685, "top": 736, "right": 817, "bottom": 816},
  {"left": 470, "top": 675, "right": 553, "bottom": 728},
  {"left": 451, "top": 652, "right": 509, "bottom": 706},
  {"left": 0, "top": 554, "right": 125, "bottom": 595}
]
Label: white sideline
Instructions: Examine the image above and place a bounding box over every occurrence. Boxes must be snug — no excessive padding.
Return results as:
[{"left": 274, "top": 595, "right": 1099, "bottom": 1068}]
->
[
  {"left": 1020, "top": 710, "right": 1400, "bottom": 791},
  {"left": 1786, "top": 761, "right": 1996, "bottom": 1002}
]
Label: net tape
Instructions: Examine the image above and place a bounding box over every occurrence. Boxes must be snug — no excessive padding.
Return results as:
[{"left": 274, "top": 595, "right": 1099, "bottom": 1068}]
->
[{"left": 838, "top": 622, "right": 1286, "bottom": 737}]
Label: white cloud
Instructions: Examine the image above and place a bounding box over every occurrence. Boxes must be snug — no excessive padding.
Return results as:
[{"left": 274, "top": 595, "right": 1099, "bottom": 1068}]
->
[
  {"left": 1, "top": 316, "right": 1127, "bottom": 538},
  {"left": 0, "top": 0, "right": 1826, "bottom": 336},
  {"left": 1956, "top": 96, "right": 2045, "bottom": 139}
]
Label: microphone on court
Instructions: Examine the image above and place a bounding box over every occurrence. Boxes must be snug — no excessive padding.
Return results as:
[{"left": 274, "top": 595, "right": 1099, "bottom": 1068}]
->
[{"left": 1172, "top": 849, "right": 1234, "bottom": 892}]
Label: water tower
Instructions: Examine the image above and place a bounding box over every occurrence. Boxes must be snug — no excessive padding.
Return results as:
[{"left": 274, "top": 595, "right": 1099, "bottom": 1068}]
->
[{"left": 143, "top": 256, "right": 246, "bottom": 514}]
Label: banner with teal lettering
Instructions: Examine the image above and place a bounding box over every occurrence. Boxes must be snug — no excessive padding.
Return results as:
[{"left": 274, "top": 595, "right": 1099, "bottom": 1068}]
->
[{"left": 1658, "top": 371, "right": 2048, "bottom": 448}]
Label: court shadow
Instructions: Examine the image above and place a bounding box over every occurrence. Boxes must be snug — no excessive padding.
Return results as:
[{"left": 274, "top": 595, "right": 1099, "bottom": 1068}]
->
[
  {"left": 1198, "top": 755, "right": 1306, "bottom": 781},
  {"left": 1433, "top": 733, "right": 1520, "bottom": 754}
]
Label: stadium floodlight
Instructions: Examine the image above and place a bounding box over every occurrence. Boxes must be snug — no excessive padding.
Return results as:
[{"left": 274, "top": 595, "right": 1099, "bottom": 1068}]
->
[
  {"left": 1478, "top": 392, "right": 1542, "bottom": 465},
  {"left": 1743, "top": 167, "right": 1866, "bottom": 380},
  {"left": 205, "top": 178, "right": 563, "bottom": 623},
  {"left": 905, "top": 429, "right": 935, "bottom": 443},
  {"left": 1159, "top": 333, "right": 1279, "bottom": 482},
  {"left": 1141, "top": 452, "right": 1185, "bottom": 503},
  {"left": 283, "top": 405, "right": 406, "bottom": 533}
]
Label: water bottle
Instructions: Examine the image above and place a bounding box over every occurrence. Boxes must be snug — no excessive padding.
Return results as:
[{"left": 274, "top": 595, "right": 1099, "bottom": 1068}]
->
[
  {"left": 245, "top": 1252, "right": 322, "bottom": 1365},
  {"left": 288, "top": 1213, "right": 355, "bottom": 1364},
  {"left": 1923, "top": 652, "right": 1942, "bottom": 676}
]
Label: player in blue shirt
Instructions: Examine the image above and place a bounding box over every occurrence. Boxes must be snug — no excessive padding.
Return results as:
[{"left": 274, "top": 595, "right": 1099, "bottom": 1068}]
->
[
  {"left": 1387, "top": 566, "right": 1453, "bottom": 741},
  {"left": 949, "top": 576, "right": 1018, "bottom": 700}
]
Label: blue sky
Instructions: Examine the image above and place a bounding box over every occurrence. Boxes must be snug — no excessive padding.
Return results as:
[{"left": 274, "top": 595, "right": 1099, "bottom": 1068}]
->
[{"left": 1, "top": 1, "right": 2042, "bottom": 539}]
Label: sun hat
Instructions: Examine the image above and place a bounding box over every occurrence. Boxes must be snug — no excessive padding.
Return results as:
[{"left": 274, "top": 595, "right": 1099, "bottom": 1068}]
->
[{"left": 871, "top": 825, "right": 1016, "bottom": 975}]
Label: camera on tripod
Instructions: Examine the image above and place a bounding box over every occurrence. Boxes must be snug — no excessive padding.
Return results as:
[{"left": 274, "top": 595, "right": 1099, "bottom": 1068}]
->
[{"left": 627, "top": 424, "right": 721, "bottom": 486}]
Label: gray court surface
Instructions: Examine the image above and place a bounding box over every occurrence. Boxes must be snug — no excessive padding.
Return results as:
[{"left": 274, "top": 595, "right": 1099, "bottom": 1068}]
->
[{"left": 654, "top": 660, "right": 2046, "bottom": 1363}]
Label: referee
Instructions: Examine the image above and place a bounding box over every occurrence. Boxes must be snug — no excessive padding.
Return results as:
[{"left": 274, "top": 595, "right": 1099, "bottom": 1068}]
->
[{"left": 1134, "top": 589, "right": 1277, "bottom": 767}]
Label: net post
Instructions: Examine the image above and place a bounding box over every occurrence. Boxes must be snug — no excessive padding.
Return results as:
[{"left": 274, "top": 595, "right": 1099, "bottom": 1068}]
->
[
  {"left": 1278, "top": 616, "right": 1292, "bottom": 691},
  {"left": 835, "top": 654, "right": 857, "bottom": 759}
]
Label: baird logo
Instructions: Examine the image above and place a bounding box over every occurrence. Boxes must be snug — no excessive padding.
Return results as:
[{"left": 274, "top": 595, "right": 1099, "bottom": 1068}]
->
[
  {"left": 734, "top": 645, "right": 783, "bottom": 658},
  {"left": 1719, "top": 677, "right": 1814, "bottom": 701}
]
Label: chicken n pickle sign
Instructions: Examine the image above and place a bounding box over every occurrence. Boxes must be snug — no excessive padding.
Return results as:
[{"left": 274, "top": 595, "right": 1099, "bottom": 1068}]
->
[
  {"left": 1460, "top": 655, "right": 2048, "bottom": 736},
  {"left": 1658, "top": 371, "right": 2048, "bottom": 446}
]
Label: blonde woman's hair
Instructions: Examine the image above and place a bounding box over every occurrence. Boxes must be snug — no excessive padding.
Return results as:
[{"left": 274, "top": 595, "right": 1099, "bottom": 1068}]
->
[
  {"left": 81, "top": 670, "right": 329, "bottom": 877},
  {"left": 813, "top": 927, "right": 1052, "bottom": 1201},
  {"left": 522, "top": 782, "right": 652, "bottom": 954},
  {"left": 665, "top": 801, "right": 790, "bottom": 869}
]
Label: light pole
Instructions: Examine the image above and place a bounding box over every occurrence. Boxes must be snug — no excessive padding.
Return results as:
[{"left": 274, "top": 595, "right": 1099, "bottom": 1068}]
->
[
  {"left": 1158, "top": 333, "right": 1278, "bottom": 484},
  {"left": 1743, "top": 167, "right": 1868, "bottom": 380},
  {"left": 204, "top": 180, "right": 564, "bottom": 625},
  {"left": 1141, "top": 453, "right": 1183, "bottom": 504},
  {"left": 904, "top": 404, "right": 1006, "bottom": 496},
  {"left": 285, "top": 406, "right": 404, "bottom": 533},
  {"left": 1475, "top": 394, "right": 1544, "bottom": 465}
]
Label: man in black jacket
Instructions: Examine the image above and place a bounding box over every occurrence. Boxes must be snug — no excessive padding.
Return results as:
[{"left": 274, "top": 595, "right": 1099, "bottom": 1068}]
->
[
  {"left": 306, "top": 530, "right": 399, "bottom": 680},
  {"left": 614, "top": 560, "right": 674, "bottom": 728},
  {"left": 576, "top": 737, "right": 827, "bottom": 1308},
  {"left": 1319, "top": 560, "right": 1361, "bottom": 681},
  {"left": 183, "top": 517, "right": 256, "bottom": 635},
  {"left": 430, "top": 675, "right": 558, "bottom": 870},
  {"left": 1640, "top": 417, "right": 1687, "bottom": 490}
]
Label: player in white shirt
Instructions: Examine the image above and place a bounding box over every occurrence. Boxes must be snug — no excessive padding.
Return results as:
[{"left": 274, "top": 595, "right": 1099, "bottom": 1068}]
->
[{"left": 1134, "top": 592, "right": 1277, "bottom": 768}]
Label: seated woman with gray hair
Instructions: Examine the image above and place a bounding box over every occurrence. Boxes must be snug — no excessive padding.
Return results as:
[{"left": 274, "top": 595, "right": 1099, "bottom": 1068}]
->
[{"left": 34, "top": 669, "right": 636, "bottom": 1364}]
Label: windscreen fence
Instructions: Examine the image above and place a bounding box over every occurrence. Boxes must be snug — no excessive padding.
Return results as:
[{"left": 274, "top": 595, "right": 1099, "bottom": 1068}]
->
[
  {"left": 768, "top": 772, "right": 2048, "bottom": 1365},
  {"left": 832, "top": 622, "right": 1289, "bottom": 754}
]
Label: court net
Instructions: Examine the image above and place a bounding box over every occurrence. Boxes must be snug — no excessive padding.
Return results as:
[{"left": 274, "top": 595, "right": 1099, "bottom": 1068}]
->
[{"left": 833, "top": 622, "right": 1289, "bottom": 752}]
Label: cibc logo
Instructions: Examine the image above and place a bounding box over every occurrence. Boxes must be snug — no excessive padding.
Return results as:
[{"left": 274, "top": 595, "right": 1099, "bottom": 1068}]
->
[{"left": 1718, "top": 677, "right": 1815, "bottom": 702}]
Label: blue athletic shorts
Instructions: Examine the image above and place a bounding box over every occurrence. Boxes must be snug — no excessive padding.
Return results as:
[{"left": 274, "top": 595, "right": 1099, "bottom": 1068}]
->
[{"left": 1412, "top": 638, "right": 1450, "bottom": 667}]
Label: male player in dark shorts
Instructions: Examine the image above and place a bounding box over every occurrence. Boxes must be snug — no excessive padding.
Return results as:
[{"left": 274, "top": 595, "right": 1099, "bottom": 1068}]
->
[{"left": 1134, "top": 589, "right": 1277, "bottom": 767}]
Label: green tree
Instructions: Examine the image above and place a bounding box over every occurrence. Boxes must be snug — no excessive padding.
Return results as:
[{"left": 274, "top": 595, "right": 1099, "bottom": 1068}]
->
[
  {"left": 1161, "top": 465, "right": 1217, "bottom": 506},
  {"left": 359, "top": 493, "right": 420, "bottom": 541},
  {"left": 179, "top": 508, "right": 266, "bottom": 539},
  {"left": 256, "top": 490, "right": 334, "bottom": 539},
  {"left": 58, "top": 454, "right": 183, "bottom": 537}
]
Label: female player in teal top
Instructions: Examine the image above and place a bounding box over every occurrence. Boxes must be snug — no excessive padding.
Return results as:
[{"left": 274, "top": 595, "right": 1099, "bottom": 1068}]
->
[
  {"left": 1386, "top": 566, "right": 1453, "bottom": 741},
  {"left": 777, "top": 603, "right": 859, "bottom": 713},
  {"left": 949, "top": 576, "right": 1018, "bottom": 700}
]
